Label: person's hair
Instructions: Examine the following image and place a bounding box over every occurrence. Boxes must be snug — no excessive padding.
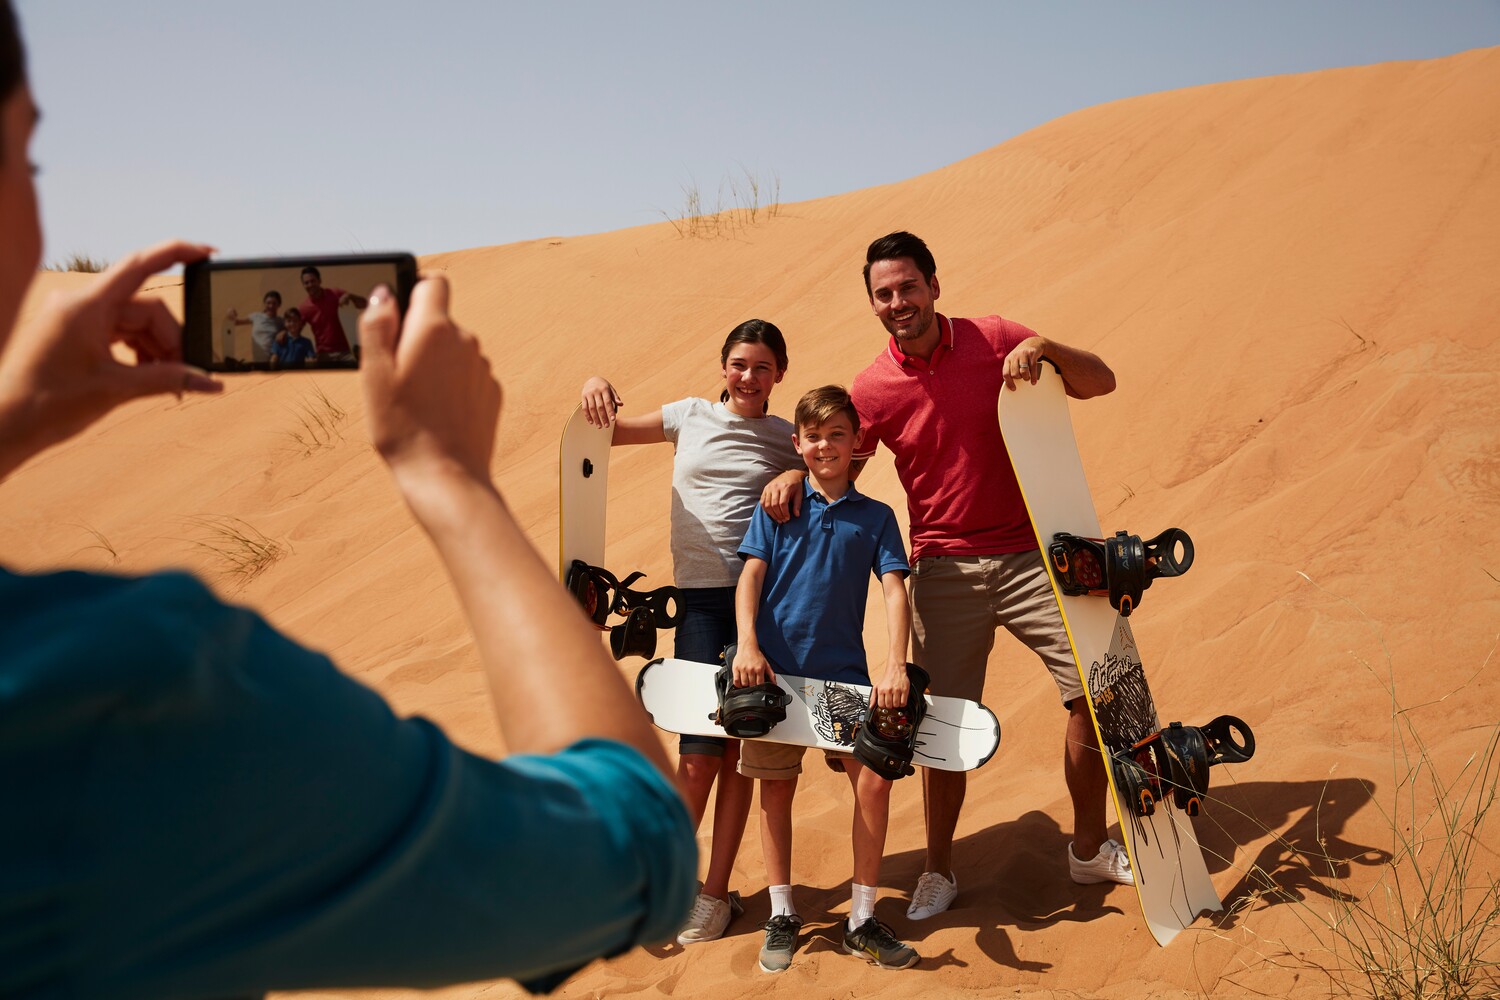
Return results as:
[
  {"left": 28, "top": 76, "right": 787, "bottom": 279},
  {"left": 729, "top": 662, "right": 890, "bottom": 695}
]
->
[
  {"left": 794, "top": 384, "right": 860, "bottom": 436},
  {"left": 263, "top": 291, "right": 282, "bottom": 305},
  {"left": 718, "top": 318, "right": 788, "bottom": 408},
  {"left": 862, "top": 231, "right": 937, "bottom": 297},
  {"left": 300, "top": 265, "right": 321, "bottom": 280},
  {"left": 284, "top": 307, "right": 302, "bottom": 320},
  {"left": 1, "top": 0, "right": 27, "bottom": 162}
]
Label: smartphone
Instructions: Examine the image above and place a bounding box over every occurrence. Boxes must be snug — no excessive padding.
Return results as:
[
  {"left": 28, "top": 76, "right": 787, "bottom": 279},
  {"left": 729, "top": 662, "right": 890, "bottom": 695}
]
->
[{"left": 182, "top": 252, "right": 417, "bottom": 372}]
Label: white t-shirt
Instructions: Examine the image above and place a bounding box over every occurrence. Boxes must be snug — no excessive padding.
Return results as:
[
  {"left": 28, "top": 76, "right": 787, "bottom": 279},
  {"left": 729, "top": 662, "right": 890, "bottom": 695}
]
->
[
  {"left": 660, "top": 398, "right": 799, "bottom": 588},
  {"left": 249, "top": 312, "right": 285, "bottom": 364}
]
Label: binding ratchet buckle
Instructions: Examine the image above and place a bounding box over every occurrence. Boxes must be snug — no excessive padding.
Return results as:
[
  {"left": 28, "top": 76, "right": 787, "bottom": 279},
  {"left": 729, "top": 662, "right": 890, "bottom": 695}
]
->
[
  {"left": 852, "top": 664, "right": 931, "bottom": 781},
  {"left": 566, "top": 559, "right": 685, "bottom": 660},
  {"left": 1048, "top": 527, "right": 1194, "bottom": 616},
  {"left": 1110, "top": 715, "right": 1255, "bottom": 817},
  {"left": 711, "top": 643, "right": 792, "bottom": 738}
]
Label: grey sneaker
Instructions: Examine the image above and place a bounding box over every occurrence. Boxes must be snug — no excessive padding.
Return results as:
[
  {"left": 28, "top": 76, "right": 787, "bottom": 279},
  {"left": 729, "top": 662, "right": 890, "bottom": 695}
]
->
[
  {"left": 758, "top": 914, "right": 802, "bottom": 973},
  {"left": 677, "top": 891, "right": 741, "bottom": 944},
  {"left": 1069, "top": 839, "right": 1135, "bottom": 885},
  {"left": 843, "top": 917, "right": 919, "bottom": 969}
]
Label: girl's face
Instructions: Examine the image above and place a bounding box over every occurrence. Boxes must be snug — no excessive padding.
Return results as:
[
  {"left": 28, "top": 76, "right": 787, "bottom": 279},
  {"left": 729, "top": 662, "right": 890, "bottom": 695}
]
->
[{"left": 721, "top": 341, "right": 784, "bottom": 417}]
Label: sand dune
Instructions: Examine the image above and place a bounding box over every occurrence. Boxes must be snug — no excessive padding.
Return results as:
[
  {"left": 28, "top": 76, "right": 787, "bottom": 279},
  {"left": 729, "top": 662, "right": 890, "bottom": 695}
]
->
[{"left": 7, "top": 47, "right": 1499, "bottom": 998}]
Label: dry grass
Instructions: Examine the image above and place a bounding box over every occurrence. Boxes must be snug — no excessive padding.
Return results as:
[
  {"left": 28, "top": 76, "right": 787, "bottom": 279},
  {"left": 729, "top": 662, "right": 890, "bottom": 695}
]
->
[
  {"left": 185, "top": 516, "right": 288, "bottom": 587},
  {"left": 44, "top": 252, "right": 109, "bottom": 273},
  {"left": 69, "top": 522, "right": 119, "bottom": 565},
  {"left": 1213, "top": 575, "right": 1500, "bottom": 999},
  {"left": 285, "top": 383, "right": 348, "bottom": 455},
  {"left": 661, "top": 166, "right": 782, "bottom": 240}
]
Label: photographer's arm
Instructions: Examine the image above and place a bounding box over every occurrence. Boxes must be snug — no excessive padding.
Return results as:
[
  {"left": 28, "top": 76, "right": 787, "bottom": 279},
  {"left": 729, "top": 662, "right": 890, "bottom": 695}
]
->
[
  {"left": 360, "top": 279, "right": 671, "bottom": 776},
  {"left": 0, "top": 240, "right": 222, "bottom": 483}
]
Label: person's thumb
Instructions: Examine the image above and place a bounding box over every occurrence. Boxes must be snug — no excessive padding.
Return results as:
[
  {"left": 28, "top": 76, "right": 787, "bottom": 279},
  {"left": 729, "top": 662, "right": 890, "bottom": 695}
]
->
[{"left": 359, "top": 284, "right": 400, "bottom": 374}]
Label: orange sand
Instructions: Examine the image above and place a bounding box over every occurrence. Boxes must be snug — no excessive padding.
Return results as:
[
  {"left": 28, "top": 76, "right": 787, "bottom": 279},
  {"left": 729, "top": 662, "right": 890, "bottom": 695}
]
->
[{"left": 6, "top": 47, "right": 1498, "bottom": 999}]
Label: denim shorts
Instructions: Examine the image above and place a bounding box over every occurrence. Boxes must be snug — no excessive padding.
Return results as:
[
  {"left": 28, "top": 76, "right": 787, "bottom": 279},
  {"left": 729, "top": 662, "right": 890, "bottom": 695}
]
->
[{"left": 673, "top": 586, "right": 737, "bottom": 756}]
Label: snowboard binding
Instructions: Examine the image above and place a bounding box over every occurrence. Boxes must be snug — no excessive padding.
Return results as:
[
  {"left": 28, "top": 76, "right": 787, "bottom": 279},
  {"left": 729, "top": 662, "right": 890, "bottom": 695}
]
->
[
  {"left": 1111, "top": 714, "right": 1255, "bottom": 817},
  {"left": 1048, "top": 527, "right": 1194, "bottom": 616},
  {"left": 852, "top": 664, "right": 931, "bottom": 781},
  {"left": 711, "top": 643, "right": 792, "bottom": 738},
  {"left": 565, "top": 560, "right": 684, "bottom": 659}
]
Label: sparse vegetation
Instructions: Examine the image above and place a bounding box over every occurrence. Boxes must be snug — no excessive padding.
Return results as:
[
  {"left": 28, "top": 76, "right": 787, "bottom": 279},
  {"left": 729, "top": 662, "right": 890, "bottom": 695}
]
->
[
  {"left": 286, "top": 383, "right": 348, "bottom": 455},
  {"left": 186, "top": 515, "right": 287, "bottom": 586},
  {"left": 1215, "top": 575, "right": 1499, "bottom": 999},
  {"left": 44, "top": 253, "right": 109, "bottom": 273},
  {"left": 70, "top": 522, "right": 119, "bottom": 565},
  {"left": 660, "top": 166, "right": 782, "bottom": 240}
]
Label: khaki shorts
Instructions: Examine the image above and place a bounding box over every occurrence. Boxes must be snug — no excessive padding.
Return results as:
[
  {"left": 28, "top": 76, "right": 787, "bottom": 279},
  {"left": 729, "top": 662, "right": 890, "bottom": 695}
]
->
[
  {"left": 738, "top": 738, "right": 856, "bottom": 780},
  {"left": 909, "top": 550, "right": 1083, "bottom": 706}
]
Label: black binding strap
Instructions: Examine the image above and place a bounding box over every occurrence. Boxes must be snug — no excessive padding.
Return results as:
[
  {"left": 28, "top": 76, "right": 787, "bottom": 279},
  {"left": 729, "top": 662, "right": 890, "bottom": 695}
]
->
[
  {"left": 1048, "top": 527, "right": 1194, "bottom": 616},
  {"left": 712, "top": 643, "right": 791, "bottom": 738},
  {"left": 852, "top": 664, "right": 930, "bottom": 781}
]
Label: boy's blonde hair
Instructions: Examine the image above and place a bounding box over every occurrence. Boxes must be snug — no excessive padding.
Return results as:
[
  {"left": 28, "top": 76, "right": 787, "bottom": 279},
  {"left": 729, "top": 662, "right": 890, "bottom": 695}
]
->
[{"left": 795, "top": 384, "right": 860, "bottom": 435}]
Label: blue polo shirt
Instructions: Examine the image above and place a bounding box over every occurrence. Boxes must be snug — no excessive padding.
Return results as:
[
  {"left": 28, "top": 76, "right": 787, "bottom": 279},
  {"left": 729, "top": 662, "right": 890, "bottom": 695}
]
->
[{"left": 738, "top": 480, "right": 909, "bottom": 685}]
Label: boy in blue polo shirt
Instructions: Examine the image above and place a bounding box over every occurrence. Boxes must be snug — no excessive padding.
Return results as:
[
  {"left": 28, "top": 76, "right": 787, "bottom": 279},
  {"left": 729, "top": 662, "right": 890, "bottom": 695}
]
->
[{"left": 732, "top": 384, "right": 917, "bottom": 973}]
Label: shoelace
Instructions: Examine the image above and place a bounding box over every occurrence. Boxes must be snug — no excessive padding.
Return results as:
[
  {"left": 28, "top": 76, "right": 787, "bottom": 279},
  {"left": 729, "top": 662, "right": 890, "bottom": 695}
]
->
[
  {"left": 857, "top": 919, "right": 905, "bottom": 951},
  {"left": 764, "top": 916, "right": 799, "bottom": 949},
  {"left": 688, "top": 896, "right": 720, "bottom": 925},
  {"left": 911, "top": 873, "right": 949, "bottom": 907}
]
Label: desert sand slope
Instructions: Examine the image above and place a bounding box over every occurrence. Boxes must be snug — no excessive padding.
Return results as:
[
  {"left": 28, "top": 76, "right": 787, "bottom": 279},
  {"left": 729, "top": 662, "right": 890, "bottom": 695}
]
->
[{"left": 6, "top": 47, "right": 1498, "bottom": 999}]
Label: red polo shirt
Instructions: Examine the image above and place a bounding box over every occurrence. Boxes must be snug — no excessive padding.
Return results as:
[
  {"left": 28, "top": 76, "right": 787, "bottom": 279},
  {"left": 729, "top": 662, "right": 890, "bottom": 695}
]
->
[{"left": 851, "top": 314, "right": 1037, "bottom": 560}]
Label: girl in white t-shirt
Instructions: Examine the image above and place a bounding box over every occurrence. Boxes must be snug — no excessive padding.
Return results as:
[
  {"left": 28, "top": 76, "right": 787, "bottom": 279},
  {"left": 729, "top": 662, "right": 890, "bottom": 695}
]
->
[{"left": 581, "top": 319, "right": 798, "bottom": 946}]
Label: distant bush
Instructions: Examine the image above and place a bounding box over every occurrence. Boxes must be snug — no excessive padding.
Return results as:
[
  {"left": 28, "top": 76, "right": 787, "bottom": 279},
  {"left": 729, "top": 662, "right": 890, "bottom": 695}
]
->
[{"left": 44, "top": 252, "right": 109, "bottom": 273}]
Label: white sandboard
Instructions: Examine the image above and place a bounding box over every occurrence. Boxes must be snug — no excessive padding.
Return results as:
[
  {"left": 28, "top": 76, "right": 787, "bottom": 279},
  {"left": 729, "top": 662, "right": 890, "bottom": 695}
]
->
[
  {"left": 999, "top": 364, "right": 1220, "bottom": 946},
  {"left": 558, "top": 404, "right": 612, "bottom": 581},
  {"left": 636, "top": 657, "right": 1000, "bottom": 773}
]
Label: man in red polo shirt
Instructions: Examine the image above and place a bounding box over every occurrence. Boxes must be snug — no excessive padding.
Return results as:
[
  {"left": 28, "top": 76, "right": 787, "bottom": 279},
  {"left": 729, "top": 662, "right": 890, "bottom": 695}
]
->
[
  {"left": 766, "top": 231, "right": 1128, "bottom": 920},
  {"left": 299, "top": 265, "right": 369, "bottom": 358}
]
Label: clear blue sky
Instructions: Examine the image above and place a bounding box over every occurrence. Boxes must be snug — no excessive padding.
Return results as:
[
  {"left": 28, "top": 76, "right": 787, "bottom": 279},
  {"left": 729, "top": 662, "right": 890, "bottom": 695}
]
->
[{"left": 15, "top": 1, "right": 1499, "bottom": 265}]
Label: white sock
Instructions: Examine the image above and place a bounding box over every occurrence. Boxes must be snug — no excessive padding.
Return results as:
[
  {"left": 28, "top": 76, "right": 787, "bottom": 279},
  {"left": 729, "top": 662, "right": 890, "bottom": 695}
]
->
[
  {"left": 768, "top": 884, "right": 797, "bottom": 918},
  {"left": 848, "top": 882, "right": 877, "bottom": 929}
]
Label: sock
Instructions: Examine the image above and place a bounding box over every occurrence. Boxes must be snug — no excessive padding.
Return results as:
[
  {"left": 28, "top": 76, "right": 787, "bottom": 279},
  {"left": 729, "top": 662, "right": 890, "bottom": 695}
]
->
[
  {"left": 848, "top": 883, "right": 877, "bottom": 929},
  {"left": 768, "top": 884, "right": 797, "bottom": 918}
]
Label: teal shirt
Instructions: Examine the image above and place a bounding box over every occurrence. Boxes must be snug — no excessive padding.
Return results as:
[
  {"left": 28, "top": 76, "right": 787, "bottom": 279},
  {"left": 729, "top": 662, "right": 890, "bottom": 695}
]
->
[{"left": 0, "top": 568, "right": 696, "bottom": 998}]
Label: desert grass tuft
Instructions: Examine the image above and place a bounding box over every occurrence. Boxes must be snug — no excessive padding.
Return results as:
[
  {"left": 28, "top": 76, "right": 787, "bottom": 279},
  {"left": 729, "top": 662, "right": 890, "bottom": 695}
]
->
[
  {"left": 1208, "top": 574, "right": 1499, "bottom": 999},
  {"left": 70, "top": 522, "right": 119, "bottom": 565},
  {"left": 44, "top": 252, "right": 110, "bottom": 273},
  {"left": 285, "top": 383, "right": 348, "bottom": 455},
  {"left": 185, "top": 516, "right": 288, "bottom": 586},
  {"left": 661, "top": 167, "right": 782, "bottom": 240}
]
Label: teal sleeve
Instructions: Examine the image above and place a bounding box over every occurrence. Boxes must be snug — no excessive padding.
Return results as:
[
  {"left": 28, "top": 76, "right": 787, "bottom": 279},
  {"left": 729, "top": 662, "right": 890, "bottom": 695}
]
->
[{"left": 0, "top": 569, "right": 697, "bottom": 999}]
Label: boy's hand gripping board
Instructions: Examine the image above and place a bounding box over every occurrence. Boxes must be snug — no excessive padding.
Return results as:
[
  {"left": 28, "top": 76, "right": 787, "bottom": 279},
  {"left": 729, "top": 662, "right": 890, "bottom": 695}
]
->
[{"left": 636, "top": 657, "right": 1000, "bottom": 773}]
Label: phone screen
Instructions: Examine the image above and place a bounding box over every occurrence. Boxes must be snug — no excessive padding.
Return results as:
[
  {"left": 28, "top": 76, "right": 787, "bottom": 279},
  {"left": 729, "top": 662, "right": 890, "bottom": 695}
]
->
[{"left": 183, "top": 254, "right": 416, "bottom": 372}]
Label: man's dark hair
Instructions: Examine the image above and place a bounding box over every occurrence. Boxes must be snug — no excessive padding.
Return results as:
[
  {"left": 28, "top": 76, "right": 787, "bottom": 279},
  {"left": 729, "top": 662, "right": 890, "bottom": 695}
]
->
[
  {"left": 263, "top": 290, "right": 282, "bottom": 305},
  {"left": 300, "top": 265, "right": 321, "bottom": 280},
  {"left": 1, "top": 0, "right": 26, "bottom": 161},
  {"left": 862, "top": 231, "right": 937, "bottom": 297}
]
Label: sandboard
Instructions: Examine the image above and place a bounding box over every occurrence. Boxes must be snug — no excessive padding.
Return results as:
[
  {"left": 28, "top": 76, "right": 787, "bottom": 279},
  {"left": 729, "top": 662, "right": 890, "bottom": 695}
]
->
[
  {"left": 558, "top": 404, "right": 613, "bottom": 583},
  {"left": 999, "top": 363, "right": 1219, "bottom": 946},
  {"left": 636, "top": 657, "right": 1000, "bottom": 773}
]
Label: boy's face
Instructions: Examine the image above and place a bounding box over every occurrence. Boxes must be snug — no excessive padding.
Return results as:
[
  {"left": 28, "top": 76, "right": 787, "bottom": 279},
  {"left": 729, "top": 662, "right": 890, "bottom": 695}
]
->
[{"left": 794, "top": 413, "right": 863, "bottom": 480}]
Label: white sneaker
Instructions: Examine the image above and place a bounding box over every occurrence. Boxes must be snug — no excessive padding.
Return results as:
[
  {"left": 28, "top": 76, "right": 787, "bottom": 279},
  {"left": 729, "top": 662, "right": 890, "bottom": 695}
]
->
[
  {"left": 676, "top": 891, "right": 741, "bottom": 944},
  {"left": 1069, "top": 839, "right": 1135, "bottom": 886},
  {"left": 905, "top": 871, "right": 957, "bottom": 920}
]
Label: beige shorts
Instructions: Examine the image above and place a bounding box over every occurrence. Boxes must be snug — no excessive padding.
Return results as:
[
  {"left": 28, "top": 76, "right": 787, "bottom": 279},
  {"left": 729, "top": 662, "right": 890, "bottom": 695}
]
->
[
  {"left": 738, "top": 738, "right": 856, "bottom": 780},
  {"left": 909, "top": 550, "right": 1083, "bottom": 706}
]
